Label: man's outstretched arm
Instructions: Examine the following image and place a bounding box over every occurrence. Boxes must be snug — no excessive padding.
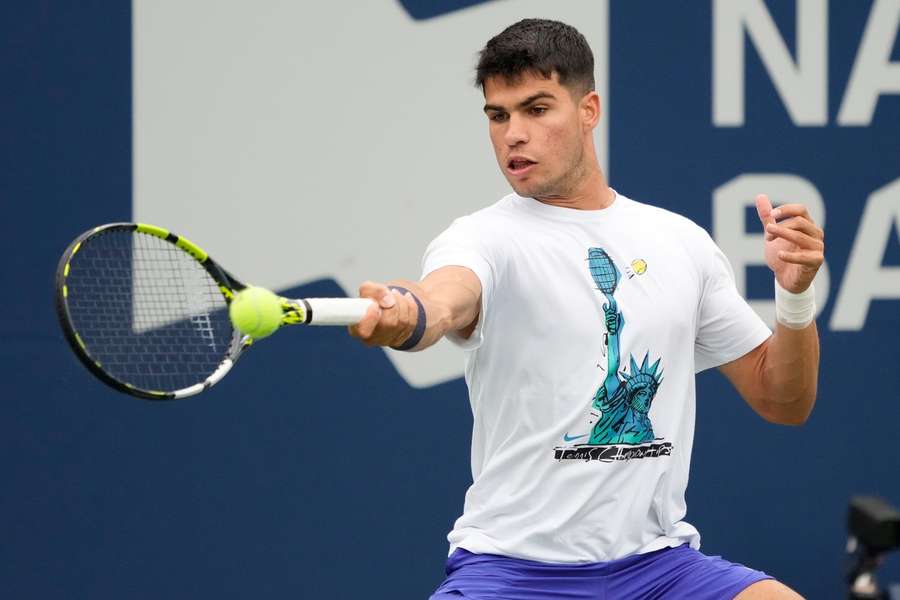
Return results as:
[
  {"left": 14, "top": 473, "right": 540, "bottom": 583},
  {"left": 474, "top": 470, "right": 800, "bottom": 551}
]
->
[
  {"left": 348, "top": 266, "right": 482, "bottom": 350},
  {"left": 719, "top": 194, "right": 824, "bottom": 426}
]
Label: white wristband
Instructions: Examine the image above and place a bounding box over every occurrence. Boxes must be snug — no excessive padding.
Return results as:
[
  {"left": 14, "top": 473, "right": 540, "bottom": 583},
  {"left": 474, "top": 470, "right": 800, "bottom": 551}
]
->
[{"left": 774, "top": 279, "right": 816, "bottom": 329}]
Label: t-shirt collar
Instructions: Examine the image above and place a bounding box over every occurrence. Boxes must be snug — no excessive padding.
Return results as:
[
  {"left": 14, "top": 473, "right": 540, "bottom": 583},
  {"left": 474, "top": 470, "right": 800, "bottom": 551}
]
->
[{"left": 511, "top": 188, "right": 623, "bottom": 222}]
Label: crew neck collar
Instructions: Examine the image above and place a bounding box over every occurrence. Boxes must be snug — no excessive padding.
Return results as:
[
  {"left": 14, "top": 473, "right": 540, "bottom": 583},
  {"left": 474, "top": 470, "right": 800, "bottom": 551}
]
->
[{"left": 510, "top": 189, "right": 624, "bottom": 222}]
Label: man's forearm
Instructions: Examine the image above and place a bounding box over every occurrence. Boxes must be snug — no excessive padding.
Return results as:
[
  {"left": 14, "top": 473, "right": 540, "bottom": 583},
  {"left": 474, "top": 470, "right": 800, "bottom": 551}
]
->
[
  {"left": 350, "top": 267, "right": 482, "bottom": 351},
  {"left": 759, "top": 321, "right": 820, "bottom": 423},
  {"left": 387, "top": 269, "right": 482, "bottom": 351},
  {"left": 383, "top": 280, "right": 456, "bottom": 351}
]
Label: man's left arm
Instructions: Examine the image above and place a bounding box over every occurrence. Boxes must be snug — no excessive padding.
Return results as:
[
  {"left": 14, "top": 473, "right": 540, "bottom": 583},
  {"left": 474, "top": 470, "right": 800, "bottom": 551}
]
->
[{"left": 719, "top": 194, "right": 824, "bottom": 426}]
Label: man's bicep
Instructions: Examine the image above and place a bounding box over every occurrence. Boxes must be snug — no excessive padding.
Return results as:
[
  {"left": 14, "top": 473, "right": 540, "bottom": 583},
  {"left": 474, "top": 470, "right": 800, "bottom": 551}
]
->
[
  {"left": 717, "top": 338, "right": 782, "bottom": 422},
  {"left": 420, "top": 266, "right": 482, "bottom": 338}
]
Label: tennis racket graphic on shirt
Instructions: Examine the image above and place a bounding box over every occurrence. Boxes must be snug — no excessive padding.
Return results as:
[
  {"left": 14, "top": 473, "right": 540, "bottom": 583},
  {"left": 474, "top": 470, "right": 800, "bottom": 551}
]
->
[
  {"left": 55, "top": 223, "right": 374, "bottom": 400},
  {"left": 588, "top": 248, "right": 620, "bottom": 297},
  {"left": 588, "top": 248, "right": 621, "bottom": 347}
]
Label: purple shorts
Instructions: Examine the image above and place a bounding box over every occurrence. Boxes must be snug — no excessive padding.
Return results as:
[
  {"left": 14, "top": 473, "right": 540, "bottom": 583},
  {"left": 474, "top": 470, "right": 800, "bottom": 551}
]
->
[{"left": 429, "top": 544, "right": 772, "bottom": 600}]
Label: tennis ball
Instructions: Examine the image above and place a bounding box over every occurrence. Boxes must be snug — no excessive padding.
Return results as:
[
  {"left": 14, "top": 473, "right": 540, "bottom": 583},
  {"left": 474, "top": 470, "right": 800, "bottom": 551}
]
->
[{"left": 229, "top": 286, "right": 283, "bottom": 339}]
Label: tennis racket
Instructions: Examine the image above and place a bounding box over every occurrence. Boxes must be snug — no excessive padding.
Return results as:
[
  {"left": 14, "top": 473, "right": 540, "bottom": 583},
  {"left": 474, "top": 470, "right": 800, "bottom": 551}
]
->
[
  {"left": 588, "top": 247, "right": 621, "bottom": 347},
  {"left": 55, "top": 223, "right": 374, "bottom": 400},
  {"left": 587, "top": 247, "right": 620, "bottom": 297}
]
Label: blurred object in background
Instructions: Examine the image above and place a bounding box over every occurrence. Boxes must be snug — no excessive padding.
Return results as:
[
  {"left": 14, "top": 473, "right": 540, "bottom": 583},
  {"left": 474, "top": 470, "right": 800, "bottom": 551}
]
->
[{"left": 848, "top": 496, "right": 900, "bottom": 599}]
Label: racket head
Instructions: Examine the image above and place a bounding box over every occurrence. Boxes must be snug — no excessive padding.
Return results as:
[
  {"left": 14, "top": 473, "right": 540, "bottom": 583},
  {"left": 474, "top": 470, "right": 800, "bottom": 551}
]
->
[
  {"left": 55, "top": 223, "right": 248, "bottom": 400},
  {"left": 587, "top": 248, "right": 620, "bottom": 295}
]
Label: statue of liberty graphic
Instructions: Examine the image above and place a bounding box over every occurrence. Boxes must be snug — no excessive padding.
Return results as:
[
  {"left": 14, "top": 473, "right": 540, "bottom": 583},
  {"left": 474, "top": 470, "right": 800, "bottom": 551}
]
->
[{"left": 586, "top": 248, "right": 664, "bottom": 445}]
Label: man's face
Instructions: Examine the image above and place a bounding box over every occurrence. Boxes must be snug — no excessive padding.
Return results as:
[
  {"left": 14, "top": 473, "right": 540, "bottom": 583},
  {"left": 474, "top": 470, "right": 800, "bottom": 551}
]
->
[
  {"left": 482, "top": 71, "right": 589, "bottom": 199},
  {"left": 629, "top": 388, "right": 652, "bottom": 413}
]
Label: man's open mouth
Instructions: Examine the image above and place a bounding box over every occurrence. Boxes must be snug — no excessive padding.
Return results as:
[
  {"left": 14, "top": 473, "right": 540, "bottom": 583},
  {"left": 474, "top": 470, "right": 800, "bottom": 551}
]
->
[{"left": 507, "top": 158, "right": 537, "bottom": 173}]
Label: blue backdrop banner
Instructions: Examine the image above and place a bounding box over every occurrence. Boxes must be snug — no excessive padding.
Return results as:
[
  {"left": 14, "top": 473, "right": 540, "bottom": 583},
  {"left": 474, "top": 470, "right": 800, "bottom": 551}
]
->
[{"left": 1, "top": 2, "right": 898, "bottom": 598}]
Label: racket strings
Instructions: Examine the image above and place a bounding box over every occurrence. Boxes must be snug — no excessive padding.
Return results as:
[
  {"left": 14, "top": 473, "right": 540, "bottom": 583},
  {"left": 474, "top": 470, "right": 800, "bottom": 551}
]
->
[
  {"left": 65, "top": 230, "right": 233, "bottom": 393},
  {"left": 588, "top": 248, "right": 619, "bottom": 294}
]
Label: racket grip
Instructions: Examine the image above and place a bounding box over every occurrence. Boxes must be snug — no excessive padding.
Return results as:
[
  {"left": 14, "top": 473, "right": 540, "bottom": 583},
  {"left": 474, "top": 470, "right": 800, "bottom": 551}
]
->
[{"left": 305, "top": 298, "right": 375, "bottom": 325}]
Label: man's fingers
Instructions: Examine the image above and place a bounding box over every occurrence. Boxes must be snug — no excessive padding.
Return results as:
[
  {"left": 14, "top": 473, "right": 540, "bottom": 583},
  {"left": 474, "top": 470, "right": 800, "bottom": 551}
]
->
[
  {"left": 757, "top": 197, "right": 823, "bottom": 244},
  {"left": 755, "top": 194, "right": 775, "bottom": 227},
  {"left": 348, "top": 302, "right": 384, "bottom": 341},
  {"left": 383, "top": 291, "right": 415, "bottom": 347},
  {"left": 358, "top": 280, "right": 396, "bottom": 309},
  {"left": 777, "top": 249, "right": 824, "bottom": 267},
  {"left": 357, "top": 280, "right": 382, "bottom": 297},
  {"left": 375, "top": 291, "right": 399, "bottom": 332},
  {"left": 361, "top": 303, "right": 385, "bottom": 339},
  {"left": 765, "top": 223, "right": 824, "bottom": 250},
  {"left": 379, "top": 291, "right": 396, "bottom": 309},
  {"left": 387, "top": 290, "right": 411, "bottom": 345},
  {"left": 768, "top": 216, "right": 824, "bottom": 239},
  {"left": 352, "top": 282, "right": 422, "bottom": 347},
  {"left": 756, "top": 194, "right": 778, "bottom": 241},
  {"left": 770, "top": 203, "right": 812, "bottom": 222},
  {"left": 357, "top": 281, "right": 398, "bottom": 344}
]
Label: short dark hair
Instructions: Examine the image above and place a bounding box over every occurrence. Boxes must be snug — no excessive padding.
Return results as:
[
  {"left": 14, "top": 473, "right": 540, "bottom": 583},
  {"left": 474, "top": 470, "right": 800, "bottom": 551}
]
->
[{"left": 475, "top": 19, "right": 595, "bottom": 96}]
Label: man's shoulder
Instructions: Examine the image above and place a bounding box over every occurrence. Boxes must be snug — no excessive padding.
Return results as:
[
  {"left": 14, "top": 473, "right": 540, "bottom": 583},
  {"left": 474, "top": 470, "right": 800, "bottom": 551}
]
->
[
  {"left": 444, "top": 194, "right": 519, "bottom": 232},
  {"left": 619, "top": 194, "right": 700, "bottom": 228},
  {"left": 426, "top": 195, "right": 517, "bottom": 251},
  {"left": 463, "top": 193, "right": 518, "bottom": 220},
  {"left": 618, "top": 194, "right": 711, "bottom": 243}
]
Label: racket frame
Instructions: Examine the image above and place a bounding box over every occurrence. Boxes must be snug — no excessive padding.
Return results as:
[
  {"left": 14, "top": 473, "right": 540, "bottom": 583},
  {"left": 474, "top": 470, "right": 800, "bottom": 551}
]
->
[
  {"left": 57, "top": 222, "right": 372, "bottom": 400},
  {"left": 55, "top": 222, "right": 250, "bottom": 401}
]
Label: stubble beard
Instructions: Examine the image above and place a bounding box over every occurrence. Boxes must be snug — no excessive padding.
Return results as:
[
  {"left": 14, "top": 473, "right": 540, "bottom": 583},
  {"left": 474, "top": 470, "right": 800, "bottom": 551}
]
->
[{"left": 510, "top": 142, "right": 587, "bottom": 201}]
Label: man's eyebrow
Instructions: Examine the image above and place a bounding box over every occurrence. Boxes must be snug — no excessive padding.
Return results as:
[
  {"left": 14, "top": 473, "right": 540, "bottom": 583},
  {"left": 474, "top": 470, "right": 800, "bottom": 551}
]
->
[{"left": 483, "top": 92, "right": 557, "bottom": 113}]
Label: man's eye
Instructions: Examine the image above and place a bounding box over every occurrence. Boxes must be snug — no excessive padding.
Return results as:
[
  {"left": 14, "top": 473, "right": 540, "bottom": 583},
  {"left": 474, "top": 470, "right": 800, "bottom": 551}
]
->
[
  {"left": 530, "top": 106, "right": 547, "bottom": 115},
  {"left": 490, "top": 113, "right": 508, "bottom": 123}
]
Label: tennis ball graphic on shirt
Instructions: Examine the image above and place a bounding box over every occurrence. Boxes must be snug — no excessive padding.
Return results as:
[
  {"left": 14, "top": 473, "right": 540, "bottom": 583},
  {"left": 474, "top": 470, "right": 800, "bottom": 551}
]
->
[
  {"left": 625, "top": 259, "right": 648, "bottom": 279},
  {"left": 631, "top": 259, "right": 647, "bottom": 275}
]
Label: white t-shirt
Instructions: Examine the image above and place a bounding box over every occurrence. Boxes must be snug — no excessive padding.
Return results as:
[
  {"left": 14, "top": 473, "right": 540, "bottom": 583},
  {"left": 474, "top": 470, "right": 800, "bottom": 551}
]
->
[{"left": 421, "top": 191, "right": 771, "bottom": 564}]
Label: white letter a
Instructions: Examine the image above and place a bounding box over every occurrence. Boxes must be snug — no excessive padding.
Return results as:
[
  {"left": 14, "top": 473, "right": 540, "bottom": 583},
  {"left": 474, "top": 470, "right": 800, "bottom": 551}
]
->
[{"left": 831, "top": 178, "right": 900, "bottom": 330}]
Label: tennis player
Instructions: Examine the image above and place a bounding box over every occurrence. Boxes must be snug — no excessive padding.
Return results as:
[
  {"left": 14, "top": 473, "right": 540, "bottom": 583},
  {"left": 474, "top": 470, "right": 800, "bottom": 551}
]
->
[{"left": 350, "top": 19, "right": 821, "bottom": 599}]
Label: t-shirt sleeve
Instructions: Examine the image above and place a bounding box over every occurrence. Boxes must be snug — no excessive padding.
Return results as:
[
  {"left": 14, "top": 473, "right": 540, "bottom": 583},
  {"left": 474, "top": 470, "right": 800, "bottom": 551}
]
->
[
  {"left": 420, "top": 216, "right": 494, "bottom": 351},
  {"left": 694, "top": 230, "right": 772, "bottom": 373}
]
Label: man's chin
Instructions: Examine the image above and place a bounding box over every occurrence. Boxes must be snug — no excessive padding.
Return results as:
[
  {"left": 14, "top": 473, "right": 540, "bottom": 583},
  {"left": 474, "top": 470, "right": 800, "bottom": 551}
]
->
[
  {"left": 508, "top": 180, "right": 542, "bottom": 198},
  {"left": 509, "top": 178, "right": 572, "bottom": 201}
]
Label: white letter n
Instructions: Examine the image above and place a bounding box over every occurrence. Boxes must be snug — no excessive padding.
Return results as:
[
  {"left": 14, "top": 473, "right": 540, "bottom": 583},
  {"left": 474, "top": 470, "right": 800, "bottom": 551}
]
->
[{"left": 714, "top": 0, "right": 827, "bottom": 126}]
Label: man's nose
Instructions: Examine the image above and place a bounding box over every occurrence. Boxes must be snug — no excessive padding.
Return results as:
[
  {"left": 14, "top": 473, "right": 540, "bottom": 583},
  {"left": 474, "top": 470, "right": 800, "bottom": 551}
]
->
[{"left": 504, "top": 114, "right": 528, "bottom": 146}]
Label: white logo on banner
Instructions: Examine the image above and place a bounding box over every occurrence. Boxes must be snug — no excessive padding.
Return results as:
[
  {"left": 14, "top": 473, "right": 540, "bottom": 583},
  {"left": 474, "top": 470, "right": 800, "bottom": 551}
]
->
[{"left": 711, "top": 0, "right": 900, "bottom": 329}]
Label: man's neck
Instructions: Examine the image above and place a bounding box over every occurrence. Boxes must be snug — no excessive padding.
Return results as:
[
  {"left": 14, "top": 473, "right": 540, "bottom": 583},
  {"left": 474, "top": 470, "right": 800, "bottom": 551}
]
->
[{"left": 533, "top": 167, "right": 613, "bottom": 211}]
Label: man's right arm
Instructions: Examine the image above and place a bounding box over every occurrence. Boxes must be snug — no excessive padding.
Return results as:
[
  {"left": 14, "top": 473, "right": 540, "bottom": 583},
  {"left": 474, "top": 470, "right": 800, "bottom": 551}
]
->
[{"left": 348, "top": 266, "right": 482, "bottom": 350}]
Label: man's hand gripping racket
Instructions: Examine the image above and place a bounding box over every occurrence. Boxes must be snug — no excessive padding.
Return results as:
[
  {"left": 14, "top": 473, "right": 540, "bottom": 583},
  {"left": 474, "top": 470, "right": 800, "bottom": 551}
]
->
[{"left": 55, "top": 223, "right": 375, "bottom": 400}]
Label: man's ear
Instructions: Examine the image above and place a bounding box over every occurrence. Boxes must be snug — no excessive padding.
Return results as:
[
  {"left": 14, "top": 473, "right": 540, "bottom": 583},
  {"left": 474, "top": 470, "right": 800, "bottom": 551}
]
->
[{"left": 580, "top": 91, "right": 601, "bottom": 130}]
